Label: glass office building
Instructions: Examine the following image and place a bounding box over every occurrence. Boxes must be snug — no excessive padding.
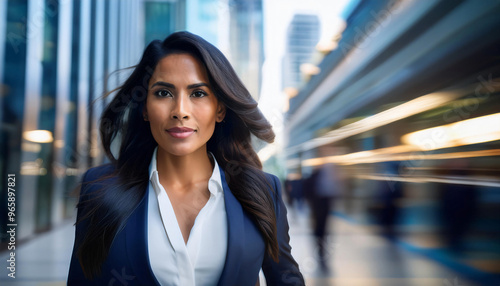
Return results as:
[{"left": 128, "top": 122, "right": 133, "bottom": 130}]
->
[
  {"left": 284, "top": 1, "right": 500, "bottom": 281},
  {"left": 0, "top": 0, "right": 185, "bottom": 246},
  {"left": 229, "top": 0, "right": 264, "bottom": 100}
]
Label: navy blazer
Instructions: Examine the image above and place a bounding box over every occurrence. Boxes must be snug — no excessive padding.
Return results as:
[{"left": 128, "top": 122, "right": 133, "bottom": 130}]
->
[{"left": 68, "top": 164, "right": 305, "bottom": 285}]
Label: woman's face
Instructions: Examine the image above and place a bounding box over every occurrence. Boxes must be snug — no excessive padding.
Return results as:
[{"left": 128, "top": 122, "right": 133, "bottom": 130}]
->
[{"left": 145, "top": 53, "right": 226, "bottom": 157}]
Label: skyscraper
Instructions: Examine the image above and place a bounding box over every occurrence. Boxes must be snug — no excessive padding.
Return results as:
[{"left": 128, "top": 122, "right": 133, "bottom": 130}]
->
[
  {"left": 282, "top": 14, "right": 320, "bottom": 90},
  {"left": 229, "top": 0, "right": 264, "bottom": 100}
]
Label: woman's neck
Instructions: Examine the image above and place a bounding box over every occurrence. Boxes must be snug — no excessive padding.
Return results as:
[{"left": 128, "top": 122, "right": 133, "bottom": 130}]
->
[{"left": 156, "top": 147, "right": 214, "bottom": 193}]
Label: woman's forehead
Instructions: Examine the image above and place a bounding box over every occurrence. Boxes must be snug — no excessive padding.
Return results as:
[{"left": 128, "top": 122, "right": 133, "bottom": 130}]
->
[{"left": 150, "top": 53, "right": 209, "bottom": 83}]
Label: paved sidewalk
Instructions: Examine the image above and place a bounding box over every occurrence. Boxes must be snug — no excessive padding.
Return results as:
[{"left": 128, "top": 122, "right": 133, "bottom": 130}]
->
[
  {"left": 0, "top": 222, "right": 74, "bottom": 286},
  {"left": 286, "top": 207, "right": 481, "bottom": 286},
  {"left": 0, "top": 209, "right": 485, "bottom": 286}
]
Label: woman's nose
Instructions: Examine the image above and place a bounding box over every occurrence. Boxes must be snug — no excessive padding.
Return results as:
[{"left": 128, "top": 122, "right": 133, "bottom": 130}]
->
[{"left": 171, "top": 95, "right": 190, "bottom": 120}]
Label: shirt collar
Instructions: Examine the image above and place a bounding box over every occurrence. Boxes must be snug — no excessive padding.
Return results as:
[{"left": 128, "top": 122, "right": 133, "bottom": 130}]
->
[{"left": 148, "top": 146, "right": 223, "bottom": 196}]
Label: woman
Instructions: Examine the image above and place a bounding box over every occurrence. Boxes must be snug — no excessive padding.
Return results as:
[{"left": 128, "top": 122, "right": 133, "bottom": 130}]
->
[{"left": 68, "top": 31, "right": 304, "bottom": 285}]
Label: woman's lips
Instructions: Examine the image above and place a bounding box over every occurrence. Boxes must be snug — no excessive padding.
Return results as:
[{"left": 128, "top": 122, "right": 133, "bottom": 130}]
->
[{"left": 166, "top": 127, "right": 195, "bottom": 139}]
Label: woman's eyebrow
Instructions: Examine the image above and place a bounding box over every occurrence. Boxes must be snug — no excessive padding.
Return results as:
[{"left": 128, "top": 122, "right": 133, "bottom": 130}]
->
[
  {"left": 151, "top": 81, "right": 175, "bottom": 89},
  {"left": 150, "top": 82, "right": 209, "bottom": 89},
  {"left": 187, "top": 83, "right": 210, "bottom": 89}
]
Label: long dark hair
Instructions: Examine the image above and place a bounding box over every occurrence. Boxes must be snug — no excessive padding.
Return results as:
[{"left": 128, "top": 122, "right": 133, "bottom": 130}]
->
[{"left": 76, "top": 31, "right": 278, "bottom": 279}]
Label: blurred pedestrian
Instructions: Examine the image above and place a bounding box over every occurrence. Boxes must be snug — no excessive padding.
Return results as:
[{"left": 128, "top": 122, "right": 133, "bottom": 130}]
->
[
  {"left": 376, "top": 162, "right": 403, "bottom": 239},
  {"left": 437, "top": 160, "right": 478, "bottom": 253},
  {"left": 307, "top": 163, "right": 340, "bottom": 272},
  {"left": 285, "top": 175, "right": 306, "bottom": 216}
]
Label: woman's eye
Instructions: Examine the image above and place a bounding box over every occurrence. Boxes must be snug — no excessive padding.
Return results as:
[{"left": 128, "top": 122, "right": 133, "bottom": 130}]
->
[
  {"left": 192, "top": 90, "right": 207, "bottom": 98},
  {"left": 154, "top": 90, "right": 172, "bottom": 97}
]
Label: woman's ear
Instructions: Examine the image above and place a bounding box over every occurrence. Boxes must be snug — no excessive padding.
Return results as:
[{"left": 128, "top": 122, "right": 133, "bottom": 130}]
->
[
  {"left": 142, "top": 107, "right": 149, "bottom": 121},
  {"left": 216, "top": 103, "right": 226, "bottom": 123}
]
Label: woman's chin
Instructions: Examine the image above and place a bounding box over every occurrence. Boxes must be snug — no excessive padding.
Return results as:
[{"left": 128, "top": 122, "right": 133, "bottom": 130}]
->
[{"left": 159, "top": 145, "right": 204, "bottom": 158}]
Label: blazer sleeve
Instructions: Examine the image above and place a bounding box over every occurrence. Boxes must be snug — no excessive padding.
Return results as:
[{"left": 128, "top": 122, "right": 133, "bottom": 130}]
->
[
  {"left": 68, "top": 165, "right": 113, "bottom": 285},
  {"left": 262, "top": 174, "right": 305, "bottom": 285},
  {"left": 68, "top": 167, "right": 93, "bottom": 285}
]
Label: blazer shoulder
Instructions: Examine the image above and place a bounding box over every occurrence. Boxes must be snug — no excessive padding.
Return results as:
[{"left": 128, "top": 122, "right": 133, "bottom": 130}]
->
[
  {"left": 263, "top": 172, "right": 283, "bottom": 213},
  {"left": 78, "top": 164, "right": 117, "bottom": 199},
  {"left": 263, "top": 172, "right": 281, "bottom": 194},
  {"left": 82, "top": 163, "right": 116, "bottom": 183}
]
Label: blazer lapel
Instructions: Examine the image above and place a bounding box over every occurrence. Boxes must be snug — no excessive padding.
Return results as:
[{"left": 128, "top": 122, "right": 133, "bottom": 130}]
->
[
  {"left": 120, "top": 169, "right": 246, "bottom": 285},
  {"left": 217, "top": 166, "right": 245, "bottom": 286},
  {"left": 125, "top": 185, "right": 161, "bottom": 286}
]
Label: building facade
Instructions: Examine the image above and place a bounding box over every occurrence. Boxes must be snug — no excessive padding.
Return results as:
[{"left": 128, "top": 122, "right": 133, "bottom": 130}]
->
[
  {"left": 0, "top": 0, "right": 177, "bottom": 246},
  {"left": 284, "top": 1, "right": 500, "bottom": 276}
]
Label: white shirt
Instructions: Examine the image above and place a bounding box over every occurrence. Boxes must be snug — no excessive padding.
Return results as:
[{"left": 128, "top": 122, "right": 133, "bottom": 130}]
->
[{"left": 147, "top": 147, "right": 228, "bottom": 286}]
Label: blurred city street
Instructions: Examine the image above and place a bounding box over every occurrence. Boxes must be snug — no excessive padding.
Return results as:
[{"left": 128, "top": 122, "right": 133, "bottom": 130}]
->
[
  {"left": 1, "top": 201, "right": 496, "bottom": 285},
  {"left": 287, "top": 209, "right": 490, "bottom": 286},
  {"left": 2, "top": 0, "right": 500, "bottom": 285}
]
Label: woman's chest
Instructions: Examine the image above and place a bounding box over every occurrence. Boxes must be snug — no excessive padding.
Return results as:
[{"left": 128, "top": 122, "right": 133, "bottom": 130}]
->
[{"left": 167, "top": 188, "right": 211, "bottom": 243}]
